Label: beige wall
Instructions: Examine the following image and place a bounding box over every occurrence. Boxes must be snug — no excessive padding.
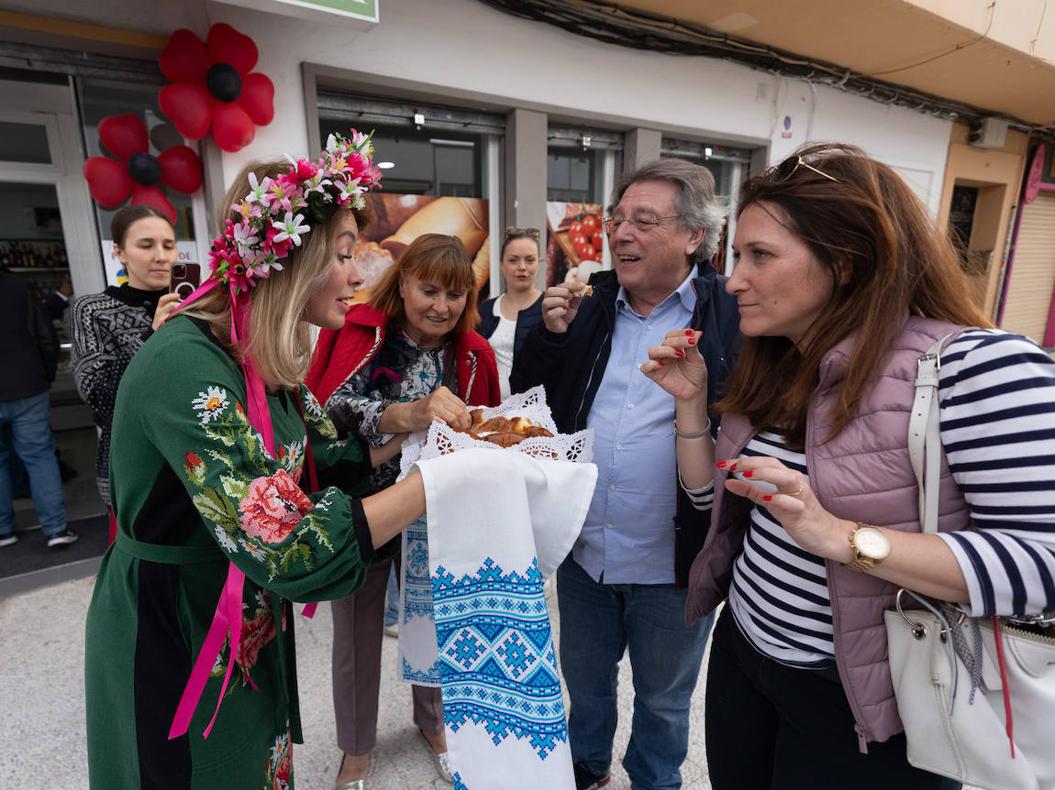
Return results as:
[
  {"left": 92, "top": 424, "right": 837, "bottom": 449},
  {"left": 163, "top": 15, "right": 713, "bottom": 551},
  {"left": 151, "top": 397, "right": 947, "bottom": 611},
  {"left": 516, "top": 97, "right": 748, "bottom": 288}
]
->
[{"left": 935, "top": 122, "right": 1029, "bottom": 317}]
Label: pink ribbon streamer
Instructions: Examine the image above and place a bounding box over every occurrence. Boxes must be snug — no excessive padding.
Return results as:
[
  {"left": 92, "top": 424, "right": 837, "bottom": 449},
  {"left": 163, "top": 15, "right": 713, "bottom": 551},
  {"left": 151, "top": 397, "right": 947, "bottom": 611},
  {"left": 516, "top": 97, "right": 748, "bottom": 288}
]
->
[{"left": 168, "top": 282, "right": 275, "bottom": 740}]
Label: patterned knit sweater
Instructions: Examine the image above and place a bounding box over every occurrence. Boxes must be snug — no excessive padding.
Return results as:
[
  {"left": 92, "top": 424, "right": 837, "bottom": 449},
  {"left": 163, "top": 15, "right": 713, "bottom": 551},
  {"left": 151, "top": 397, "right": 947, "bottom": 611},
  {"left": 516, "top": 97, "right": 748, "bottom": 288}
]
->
[{"left": 68, "top": 285, "right": 166, "bottom": 504}]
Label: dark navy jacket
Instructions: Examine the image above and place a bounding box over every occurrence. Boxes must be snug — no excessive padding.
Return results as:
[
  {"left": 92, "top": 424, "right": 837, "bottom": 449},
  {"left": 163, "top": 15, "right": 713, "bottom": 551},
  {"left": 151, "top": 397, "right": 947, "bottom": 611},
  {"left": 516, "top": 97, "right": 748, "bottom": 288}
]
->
[
  {"left": 476, "top": 294, "right": 544, "bottom": 362},
  {"left": 510, "top": 263, "right": 741, "bottom": 586}
]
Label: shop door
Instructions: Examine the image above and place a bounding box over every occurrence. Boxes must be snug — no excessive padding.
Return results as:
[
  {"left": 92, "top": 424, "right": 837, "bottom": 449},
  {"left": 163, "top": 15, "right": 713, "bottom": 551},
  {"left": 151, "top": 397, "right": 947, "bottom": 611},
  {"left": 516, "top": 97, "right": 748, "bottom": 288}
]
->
[
  {"left": 1001, "top": 193, "right": 1055, "bottom": 345},
  {"left": 0, "top": 77, "right": 107, "bottom": 535}
]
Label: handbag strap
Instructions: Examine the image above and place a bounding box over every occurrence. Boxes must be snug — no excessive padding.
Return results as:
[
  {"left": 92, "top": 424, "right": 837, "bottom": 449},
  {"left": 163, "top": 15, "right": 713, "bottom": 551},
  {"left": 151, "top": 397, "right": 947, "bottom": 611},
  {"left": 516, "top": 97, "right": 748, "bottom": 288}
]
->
[{"left": 908, "top": 333, "right": 958, "bottom": 534}]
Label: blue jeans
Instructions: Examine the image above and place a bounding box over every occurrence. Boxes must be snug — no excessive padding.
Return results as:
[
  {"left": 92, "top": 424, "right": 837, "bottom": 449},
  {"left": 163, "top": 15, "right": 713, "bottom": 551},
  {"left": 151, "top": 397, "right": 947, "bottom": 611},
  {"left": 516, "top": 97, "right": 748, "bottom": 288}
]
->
[
  {"left": 557, "top": 557, "right": 714, "bottom": 790},
  {"left": 0, "top": 392, "right": 66, "bottom": 538},
  {"left": 383, "top": 562, "right": 399, "bottom": 627}
]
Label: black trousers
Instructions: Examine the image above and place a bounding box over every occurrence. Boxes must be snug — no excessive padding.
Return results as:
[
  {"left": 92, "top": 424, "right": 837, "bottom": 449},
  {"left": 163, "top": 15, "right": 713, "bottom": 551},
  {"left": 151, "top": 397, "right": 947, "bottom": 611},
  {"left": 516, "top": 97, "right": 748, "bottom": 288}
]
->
[{"left": 705, "top": 607, "right": 960, "bottom": 790}]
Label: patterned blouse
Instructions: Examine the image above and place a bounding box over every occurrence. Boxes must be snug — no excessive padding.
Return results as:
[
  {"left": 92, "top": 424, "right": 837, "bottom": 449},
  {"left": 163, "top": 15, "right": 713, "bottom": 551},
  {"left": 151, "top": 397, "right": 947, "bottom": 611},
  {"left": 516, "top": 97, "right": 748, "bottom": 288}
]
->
[{"left": 326, "top": 330, "right": 456, "bottom": 493}]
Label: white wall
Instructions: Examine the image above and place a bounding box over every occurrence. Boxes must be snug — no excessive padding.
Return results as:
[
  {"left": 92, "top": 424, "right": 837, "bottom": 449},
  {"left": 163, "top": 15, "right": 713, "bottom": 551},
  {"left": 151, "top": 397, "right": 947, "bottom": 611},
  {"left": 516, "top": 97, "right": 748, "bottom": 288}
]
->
[{"left": 7, "top": 0, "right": 952, "bottom": 212}]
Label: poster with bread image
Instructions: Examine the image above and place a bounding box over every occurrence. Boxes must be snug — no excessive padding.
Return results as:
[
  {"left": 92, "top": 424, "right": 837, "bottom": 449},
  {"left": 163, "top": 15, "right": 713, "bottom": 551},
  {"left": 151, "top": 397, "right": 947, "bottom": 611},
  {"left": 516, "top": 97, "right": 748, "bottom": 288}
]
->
[{"left": 350, "top": 194, "right": 491, "bottom": 302}]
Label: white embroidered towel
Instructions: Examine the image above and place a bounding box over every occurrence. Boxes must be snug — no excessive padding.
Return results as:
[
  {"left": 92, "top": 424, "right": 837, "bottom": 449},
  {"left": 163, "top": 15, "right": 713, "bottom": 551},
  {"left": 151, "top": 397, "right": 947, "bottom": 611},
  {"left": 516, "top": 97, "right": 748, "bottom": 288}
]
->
[{"left": 414, "top": 448, "right": 597, "bottom": 790}]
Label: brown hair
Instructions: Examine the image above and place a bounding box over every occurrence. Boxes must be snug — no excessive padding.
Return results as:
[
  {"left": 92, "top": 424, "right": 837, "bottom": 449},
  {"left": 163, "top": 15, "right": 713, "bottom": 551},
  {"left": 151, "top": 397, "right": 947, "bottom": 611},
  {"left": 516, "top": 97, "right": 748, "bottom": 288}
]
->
[
  {"left": 717, "top": 142, "right": 991, "bottom": 448},
  {"left": 111, "top": 205, "right": 172, "bottom": 247},
  {"left": 501, "top": 226, "right": 541, "bottom": 259},
  {"left": 185, "top": 160, "right": 371, "bottom": 389},
  {"left": 370, "top": 233, "right": 480, "bottom": 332}
]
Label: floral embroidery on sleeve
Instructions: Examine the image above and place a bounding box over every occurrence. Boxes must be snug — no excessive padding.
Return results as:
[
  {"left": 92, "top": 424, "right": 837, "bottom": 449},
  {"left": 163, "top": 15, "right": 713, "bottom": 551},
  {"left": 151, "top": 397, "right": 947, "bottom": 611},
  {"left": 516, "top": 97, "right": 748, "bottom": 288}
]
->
[{"left": 183, "top": 385, "right": 340, "bottom": 581}]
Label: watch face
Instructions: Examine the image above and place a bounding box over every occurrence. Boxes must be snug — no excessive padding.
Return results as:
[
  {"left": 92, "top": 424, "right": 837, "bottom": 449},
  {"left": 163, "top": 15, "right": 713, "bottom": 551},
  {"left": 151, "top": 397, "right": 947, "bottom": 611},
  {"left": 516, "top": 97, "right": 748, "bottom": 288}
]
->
[{"left": 855, "top": 527, "right": 891, "bottom": 560}]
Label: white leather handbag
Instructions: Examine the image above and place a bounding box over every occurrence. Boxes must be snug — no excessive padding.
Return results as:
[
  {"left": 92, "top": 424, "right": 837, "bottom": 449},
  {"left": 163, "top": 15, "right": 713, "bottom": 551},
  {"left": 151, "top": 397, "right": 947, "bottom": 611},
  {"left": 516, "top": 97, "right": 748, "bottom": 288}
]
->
[{"left": 884, "top": 336, "right": 1055, "bottom": 790}]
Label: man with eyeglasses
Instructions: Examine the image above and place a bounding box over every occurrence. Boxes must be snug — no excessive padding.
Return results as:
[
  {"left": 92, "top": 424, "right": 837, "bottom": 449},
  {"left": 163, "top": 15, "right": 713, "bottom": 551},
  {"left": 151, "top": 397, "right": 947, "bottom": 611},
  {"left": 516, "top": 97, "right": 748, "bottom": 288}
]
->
[{"left": 511, "top": 158, "right": 741, "bottom": 790}]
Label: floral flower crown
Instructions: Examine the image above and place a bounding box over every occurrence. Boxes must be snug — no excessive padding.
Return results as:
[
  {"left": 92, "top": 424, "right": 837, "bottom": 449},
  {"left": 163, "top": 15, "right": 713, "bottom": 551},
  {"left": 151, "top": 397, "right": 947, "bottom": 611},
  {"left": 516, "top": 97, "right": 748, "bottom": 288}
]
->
[{"left": 208, "top": 128, "right": 382, "bottom": 293}]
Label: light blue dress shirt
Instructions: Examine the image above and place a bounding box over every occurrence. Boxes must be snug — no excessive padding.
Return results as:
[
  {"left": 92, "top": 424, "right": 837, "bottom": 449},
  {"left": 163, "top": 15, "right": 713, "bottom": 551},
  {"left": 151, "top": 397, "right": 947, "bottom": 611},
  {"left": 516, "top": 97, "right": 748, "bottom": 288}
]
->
[{"left": 573, "top": 272, "right": 697, "bottom": 584}]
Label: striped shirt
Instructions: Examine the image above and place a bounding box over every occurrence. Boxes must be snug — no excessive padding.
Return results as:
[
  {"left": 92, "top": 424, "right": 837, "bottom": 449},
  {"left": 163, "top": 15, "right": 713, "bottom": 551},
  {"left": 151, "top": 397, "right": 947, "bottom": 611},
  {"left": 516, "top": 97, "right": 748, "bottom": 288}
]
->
[{"left": 685, "top": 329, "right": 1055, "bottom": 666}]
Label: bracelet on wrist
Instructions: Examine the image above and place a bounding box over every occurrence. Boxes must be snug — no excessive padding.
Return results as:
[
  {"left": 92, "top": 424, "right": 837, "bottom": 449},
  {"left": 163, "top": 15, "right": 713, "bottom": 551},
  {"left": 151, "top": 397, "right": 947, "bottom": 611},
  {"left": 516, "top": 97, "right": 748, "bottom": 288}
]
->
[{"left": 673, "top": 418, "right": 712, "bottom": 439}]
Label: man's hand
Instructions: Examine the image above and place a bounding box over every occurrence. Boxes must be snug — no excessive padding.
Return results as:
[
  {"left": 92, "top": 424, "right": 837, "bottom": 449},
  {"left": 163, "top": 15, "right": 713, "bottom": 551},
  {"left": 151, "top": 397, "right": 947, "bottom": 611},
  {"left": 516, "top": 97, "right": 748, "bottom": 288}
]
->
[
  {"left": 152, "top": 293, "right": 183, "bottom": 331},
  {"left": 411, "top": 386, "right": 471, "bottom": 432},
  {"left": 640, "top": 329, "right": 708, "bottom": 402},
  {"left": 541, "top": 278, "right": 589, "bottom": 334}
]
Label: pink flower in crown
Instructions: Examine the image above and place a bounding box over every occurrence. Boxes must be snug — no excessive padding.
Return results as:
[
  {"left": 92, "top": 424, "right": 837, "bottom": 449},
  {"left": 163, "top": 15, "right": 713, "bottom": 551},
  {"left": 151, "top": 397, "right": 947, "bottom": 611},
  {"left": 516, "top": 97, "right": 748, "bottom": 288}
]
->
[
  {"left": 233, "top": 199, "right": 262, "bottom": 221},
  {"left": 292, "top": 159, "right": 317, "bottom": 181},
  {"left": 231, "top": 219, "right": 260, "bottom": 258},
  {"left": 262, "top": 178, "right": 296, "bottom": 213}
]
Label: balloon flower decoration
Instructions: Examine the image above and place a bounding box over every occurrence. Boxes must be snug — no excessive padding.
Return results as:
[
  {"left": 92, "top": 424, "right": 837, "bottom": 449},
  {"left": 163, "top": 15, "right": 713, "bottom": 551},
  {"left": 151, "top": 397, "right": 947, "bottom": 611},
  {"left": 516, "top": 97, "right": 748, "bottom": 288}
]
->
[
  {"left": 83, "top": 114, "right": 203, "bottom": 224},
  {"left": 158, "top": 23, "right": 275, "bottom": 153}
]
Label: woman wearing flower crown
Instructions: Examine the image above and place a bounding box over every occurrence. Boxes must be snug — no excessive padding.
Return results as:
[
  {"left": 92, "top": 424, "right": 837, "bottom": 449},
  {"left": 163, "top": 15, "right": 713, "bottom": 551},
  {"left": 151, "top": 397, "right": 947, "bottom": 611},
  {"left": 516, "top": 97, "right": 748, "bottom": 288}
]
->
[{"left": 84, "top": 132, "right": 426, "bottom": 789}]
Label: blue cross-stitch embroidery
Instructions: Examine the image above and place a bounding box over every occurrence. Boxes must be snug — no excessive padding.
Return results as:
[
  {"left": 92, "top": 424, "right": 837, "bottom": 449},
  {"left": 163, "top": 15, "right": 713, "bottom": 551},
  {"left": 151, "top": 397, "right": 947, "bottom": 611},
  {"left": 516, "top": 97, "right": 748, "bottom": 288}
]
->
[{"left": 432, "top": 557, "right": 569, "bottom": 760}]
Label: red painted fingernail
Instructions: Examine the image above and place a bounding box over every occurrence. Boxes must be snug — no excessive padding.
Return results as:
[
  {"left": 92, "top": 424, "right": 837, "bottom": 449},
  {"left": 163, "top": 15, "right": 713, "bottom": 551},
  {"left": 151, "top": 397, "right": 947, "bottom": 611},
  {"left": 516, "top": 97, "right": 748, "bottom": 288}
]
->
[
  {"left": 716, "top": 461, "right": 727, "bottom": 469},
  {"left": 687, "top": 338, "right": 697, "bottom": 345},
  {"left": 743, "top": 470, "right": 753, "bottom": 478},
  {"left": 763, "top": 495, "right": 773, "bottom": 502},
  {"left": 684, "top": 329, "right": 693, "bottom": 336},
  {"left": 730, "top": 463, "right": 738, "bottom": 471},
  {"left": 675, "top": 349, "right": 685, "bottom": 357},
  {"left": 657, "top": 360, "right": 665, "bottom": 366}
]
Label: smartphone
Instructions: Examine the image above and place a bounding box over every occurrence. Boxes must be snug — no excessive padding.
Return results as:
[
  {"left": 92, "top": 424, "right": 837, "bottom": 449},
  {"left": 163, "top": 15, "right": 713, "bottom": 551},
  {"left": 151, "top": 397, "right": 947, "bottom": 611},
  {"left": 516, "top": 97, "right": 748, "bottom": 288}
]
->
[{"left": 170, "top": 263, "right": 201, "bottom": 301}]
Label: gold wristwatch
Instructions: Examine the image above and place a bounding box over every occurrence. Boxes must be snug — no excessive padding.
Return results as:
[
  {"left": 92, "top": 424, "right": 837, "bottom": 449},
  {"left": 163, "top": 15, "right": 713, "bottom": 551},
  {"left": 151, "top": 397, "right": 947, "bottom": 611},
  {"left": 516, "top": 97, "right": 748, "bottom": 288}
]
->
[{"left": 843, "top": 523, "right": 891, "bottom": 572}]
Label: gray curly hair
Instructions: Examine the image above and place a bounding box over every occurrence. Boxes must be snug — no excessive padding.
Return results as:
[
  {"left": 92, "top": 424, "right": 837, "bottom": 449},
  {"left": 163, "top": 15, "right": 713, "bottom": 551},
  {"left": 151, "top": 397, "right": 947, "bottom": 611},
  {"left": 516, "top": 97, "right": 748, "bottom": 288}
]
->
[{"left": 609, "top": 158, "right": 726, "bottom": 262}]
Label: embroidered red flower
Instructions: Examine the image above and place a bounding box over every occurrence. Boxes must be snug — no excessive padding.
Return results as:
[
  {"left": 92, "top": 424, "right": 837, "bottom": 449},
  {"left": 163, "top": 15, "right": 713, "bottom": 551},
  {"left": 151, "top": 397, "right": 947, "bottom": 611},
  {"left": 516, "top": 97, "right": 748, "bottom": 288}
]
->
[
  {"left": 237, "top": 611, "right": 275, "bottom": 671},
  {"left": 82, "top": 114, "right": 202, "bottom": 224},
  {"left": 239, "top": 469, "right": 312, "bottom": 544},
  {"left": 158, "top": 23, "right": 275, "bottom": 153}
]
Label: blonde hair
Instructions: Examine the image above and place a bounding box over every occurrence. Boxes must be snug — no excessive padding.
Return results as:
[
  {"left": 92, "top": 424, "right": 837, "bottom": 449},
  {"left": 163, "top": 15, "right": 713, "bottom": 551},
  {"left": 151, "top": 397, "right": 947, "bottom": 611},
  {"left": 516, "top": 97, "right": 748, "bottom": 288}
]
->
[
  {"left": 369, "top": 233, "right": 480, "bottom": 332},
  {"left": 185, "top": 159, "right": 370, "bottom": 389}
]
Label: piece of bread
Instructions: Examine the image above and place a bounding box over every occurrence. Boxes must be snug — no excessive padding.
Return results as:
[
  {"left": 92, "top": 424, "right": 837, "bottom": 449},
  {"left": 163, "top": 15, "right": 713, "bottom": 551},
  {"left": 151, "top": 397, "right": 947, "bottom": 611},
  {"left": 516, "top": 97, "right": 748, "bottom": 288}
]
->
[{"left": 481, "top": 431, "right": 525, "bottom": 448}]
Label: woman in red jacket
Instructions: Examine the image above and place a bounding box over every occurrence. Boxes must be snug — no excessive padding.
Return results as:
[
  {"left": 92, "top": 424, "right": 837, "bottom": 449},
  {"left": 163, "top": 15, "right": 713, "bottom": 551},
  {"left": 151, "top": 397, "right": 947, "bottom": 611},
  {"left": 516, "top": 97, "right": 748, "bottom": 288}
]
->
[{"left": 306, "top": 233, "right": 499, "bottom": 788}]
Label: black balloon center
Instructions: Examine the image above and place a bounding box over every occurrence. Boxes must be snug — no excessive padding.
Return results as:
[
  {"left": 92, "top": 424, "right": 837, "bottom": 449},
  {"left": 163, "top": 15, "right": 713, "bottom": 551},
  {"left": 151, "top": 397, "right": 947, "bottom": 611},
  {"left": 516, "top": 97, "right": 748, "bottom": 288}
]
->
[
  {"left": 128, "top": 152, "right": 162, "bottom": 186},
  {"left": 206, "top": 63, "right": 243, "bottom": 102}
]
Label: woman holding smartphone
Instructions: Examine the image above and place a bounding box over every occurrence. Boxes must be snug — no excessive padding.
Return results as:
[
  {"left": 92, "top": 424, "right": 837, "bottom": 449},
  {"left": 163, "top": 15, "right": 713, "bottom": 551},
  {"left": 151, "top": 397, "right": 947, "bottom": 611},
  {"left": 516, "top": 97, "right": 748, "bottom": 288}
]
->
[{"left": 69, "top": 205, "right": 183, "bottom": 511}]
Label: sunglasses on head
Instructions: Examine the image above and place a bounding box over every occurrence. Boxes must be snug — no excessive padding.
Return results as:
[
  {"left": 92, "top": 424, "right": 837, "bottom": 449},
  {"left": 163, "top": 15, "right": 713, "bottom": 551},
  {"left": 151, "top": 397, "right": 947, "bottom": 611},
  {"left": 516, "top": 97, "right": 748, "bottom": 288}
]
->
[
  {"left": 505, "top": 226, "right": 541, "bottom": 240},
  {"left": 770, "top": 155, "right": 840, "bottom": 183}
]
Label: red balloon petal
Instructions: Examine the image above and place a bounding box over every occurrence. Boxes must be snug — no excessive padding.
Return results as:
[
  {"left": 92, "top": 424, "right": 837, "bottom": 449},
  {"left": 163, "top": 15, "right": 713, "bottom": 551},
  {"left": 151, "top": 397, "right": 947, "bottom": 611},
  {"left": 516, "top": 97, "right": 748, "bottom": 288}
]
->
[
  {"left": 237, "top": 72, "right": 275, "bottom": 126},
  {"left": 212, "top": 103, "right": 255, "bottom": 153},
  {"left": 84, "top": 157, "right": 132, "bottom": 206},
  {"left": 159, "top": 28, "right": 209, "bottom": 84},
  {"left": 131, "top": 186, "right": 177, "bottom": 225},
  {"left": 206, "top": 23, "right": 257, "bottom": 75},
  {"left": 158, "top": 145, "right": 203, "bottom": 194},
  {"left": 98, "top": 115, "right": 148, "bottom": 161},
  {"left": 159, "top": 84, "right": 214, "bottom": 140}
]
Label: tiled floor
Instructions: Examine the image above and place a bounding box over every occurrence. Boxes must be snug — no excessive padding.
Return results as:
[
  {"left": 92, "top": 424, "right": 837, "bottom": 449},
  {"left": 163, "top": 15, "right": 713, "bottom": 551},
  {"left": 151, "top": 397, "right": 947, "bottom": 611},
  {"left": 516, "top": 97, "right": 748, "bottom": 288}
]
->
[{"left": 0, "top": 576, "right": 712, "bottom": 790}]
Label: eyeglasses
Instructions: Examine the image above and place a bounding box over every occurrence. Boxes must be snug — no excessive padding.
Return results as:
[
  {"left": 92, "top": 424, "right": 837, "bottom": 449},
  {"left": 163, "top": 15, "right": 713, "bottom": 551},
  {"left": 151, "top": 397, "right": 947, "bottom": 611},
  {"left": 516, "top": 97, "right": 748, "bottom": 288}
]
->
[
  {"left": 602, "top": 215, "right": 680, "bottom": 234},
  {"left": 771, "top": 155, "right": 839, "bottom": 183},
  {"left": 504, "top": 226, "right": 540, "bottom": 240}
]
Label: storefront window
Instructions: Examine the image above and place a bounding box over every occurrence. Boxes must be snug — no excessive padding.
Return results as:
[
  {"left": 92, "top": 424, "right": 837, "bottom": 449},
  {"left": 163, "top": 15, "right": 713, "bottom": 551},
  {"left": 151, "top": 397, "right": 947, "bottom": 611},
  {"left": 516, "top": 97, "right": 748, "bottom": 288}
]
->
[
  {"left": 77, "top": 77, "right": 200, "bottom": 284},
  {"left": 317, "top": 98, "right": 502, "bottom": 299},
  {"left": 545, "top": 126, "right": 622, "bottom": 287},
  {"left": 0, "top": 120, "right": 52, "bottom": 164}
]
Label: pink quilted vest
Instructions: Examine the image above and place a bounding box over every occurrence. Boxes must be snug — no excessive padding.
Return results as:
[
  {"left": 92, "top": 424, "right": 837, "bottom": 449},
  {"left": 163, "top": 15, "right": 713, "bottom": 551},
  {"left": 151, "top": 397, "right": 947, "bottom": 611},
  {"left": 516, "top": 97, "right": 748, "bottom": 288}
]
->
[{"left": 686, "top": 316, "right": 972, "bottom": 747}]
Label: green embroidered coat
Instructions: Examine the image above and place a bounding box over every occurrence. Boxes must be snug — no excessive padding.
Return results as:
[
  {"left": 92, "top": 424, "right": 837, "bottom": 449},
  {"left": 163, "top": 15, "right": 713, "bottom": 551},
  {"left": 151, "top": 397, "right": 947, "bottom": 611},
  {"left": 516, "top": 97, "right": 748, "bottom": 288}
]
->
[{"left": 85, "top": 316, "right": 376, "bottom": 790}]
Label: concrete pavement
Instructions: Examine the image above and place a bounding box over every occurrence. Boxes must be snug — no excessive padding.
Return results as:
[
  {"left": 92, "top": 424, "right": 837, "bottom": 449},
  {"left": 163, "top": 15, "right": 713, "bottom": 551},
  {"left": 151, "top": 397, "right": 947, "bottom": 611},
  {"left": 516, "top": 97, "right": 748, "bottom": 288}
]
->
[{"left": 0, "top": 576, "right": 712, "bottom": 790}]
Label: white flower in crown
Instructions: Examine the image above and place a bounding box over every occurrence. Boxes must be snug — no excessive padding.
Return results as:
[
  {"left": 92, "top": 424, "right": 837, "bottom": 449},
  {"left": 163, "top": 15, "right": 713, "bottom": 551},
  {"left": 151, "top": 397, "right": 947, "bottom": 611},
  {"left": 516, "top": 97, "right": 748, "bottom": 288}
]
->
[
  {"left": 245, "top": 172, "right": 269, "bottom": 205},
  {"left": 335, "top": 178, "right": 362, "bottom": 205},
  {"left": 272, "top": 212, "right": 310, "bottom": 247}
]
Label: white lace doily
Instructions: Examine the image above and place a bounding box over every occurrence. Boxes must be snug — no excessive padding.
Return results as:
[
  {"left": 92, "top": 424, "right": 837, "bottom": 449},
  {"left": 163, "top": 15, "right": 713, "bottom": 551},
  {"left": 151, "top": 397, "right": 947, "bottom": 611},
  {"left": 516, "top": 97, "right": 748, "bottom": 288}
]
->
[{"left": 398, "top": 386, "right": 593, "bottom": 480}]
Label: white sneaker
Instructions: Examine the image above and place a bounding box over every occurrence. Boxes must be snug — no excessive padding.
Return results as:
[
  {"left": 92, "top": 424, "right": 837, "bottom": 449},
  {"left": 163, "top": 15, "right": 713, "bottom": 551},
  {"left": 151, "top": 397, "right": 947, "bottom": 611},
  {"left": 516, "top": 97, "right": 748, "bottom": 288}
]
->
[
  {"left": 383, "top": 623, "right": 399, "bottom": 638},
  {"left": 0, "top": 534, "right": 17, "bottom": 548},
  {"left": 46, "top": 530, "right": 78, "bottom": 548}
]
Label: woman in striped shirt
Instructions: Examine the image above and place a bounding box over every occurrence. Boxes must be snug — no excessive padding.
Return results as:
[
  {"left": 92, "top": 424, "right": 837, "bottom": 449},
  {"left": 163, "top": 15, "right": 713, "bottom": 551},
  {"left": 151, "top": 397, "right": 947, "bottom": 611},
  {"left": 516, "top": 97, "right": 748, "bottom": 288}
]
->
[{"left": 641, "top": 143, "right": 1055, "bottom": 790}]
